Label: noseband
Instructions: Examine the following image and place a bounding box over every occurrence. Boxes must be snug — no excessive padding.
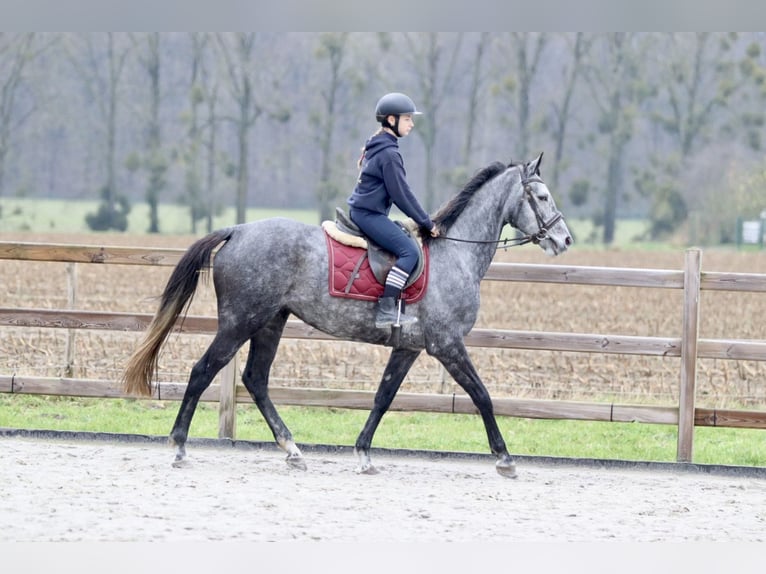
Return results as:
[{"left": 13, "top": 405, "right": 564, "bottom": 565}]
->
[{"left": 439, "top": 171, "right": 563, "bottom": 249}]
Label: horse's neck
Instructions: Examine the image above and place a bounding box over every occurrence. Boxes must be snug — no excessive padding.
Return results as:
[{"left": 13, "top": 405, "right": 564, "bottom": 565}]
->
[{"left": 443, "top": 169, "right": 519, "bottom": 277}]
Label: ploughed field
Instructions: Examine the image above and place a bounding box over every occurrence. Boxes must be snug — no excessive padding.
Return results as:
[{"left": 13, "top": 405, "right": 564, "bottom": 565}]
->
[{"left": 3, "top": 232, "right": 766, "bottom": 409}]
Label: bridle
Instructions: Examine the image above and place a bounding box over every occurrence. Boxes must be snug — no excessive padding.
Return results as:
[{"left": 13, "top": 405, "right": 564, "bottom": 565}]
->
[
  {"left": 438, "top": 170, "right": 564, "bottom": 250},
  {"left": 520, "top": 174, "right": 563, "bottom": 244}
]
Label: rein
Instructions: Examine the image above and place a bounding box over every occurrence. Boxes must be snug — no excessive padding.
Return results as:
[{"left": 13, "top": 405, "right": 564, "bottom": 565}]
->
[
  {"left": 437, "top": 172, "right": 563, "bottom": 250},
  {"left": 436, "top": 233, "right": 537, "bottom": 250}
]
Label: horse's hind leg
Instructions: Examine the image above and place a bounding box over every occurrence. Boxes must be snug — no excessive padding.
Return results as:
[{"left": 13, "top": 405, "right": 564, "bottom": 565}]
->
[
  {"left": 170, "top": 331, "right": 244, "bottom": 464},
  {"left": 240, "top": 311, "right": 306, "bottom": 470},
  {"left": 354, "top": 348, "right": 421, "bottom": 474}
]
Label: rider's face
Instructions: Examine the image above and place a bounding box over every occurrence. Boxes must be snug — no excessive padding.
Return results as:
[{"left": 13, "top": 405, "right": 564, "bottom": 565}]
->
[
  {"left": 387, "top": 113, "right": 415, "bottom": 137},
  {"left": 396, "top": 114, "right": 415, "bottom": 136}
]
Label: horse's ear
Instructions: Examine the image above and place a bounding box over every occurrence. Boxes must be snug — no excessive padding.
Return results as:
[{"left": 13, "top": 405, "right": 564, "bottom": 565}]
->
[{"left": 527, "top": 152, "right": 544, "bottom": 176}]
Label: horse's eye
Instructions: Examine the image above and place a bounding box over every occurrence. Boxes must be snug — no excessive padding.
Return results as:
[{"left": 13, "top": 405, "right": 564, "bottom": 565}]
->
[{"left": 537, "top": 195, "right": 549, "bottom": 202}]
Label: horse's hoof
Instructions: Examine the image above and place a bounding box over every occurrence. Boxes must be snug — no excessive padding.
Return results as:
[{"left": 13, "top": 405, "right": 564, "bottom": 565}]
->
[
  {"left": 354, "top": 448, "right": 378, "bottom": 475},
  {"left": 286, "top": 453, "right": 307, "bottom": 471},
  {"left": 171, "top": 452, "right": 188, "bottom": 468},
  {"left": 495, "top": 458, "right": 518, "bottom": 479},
  {"left": 171, "top": 444, "right": 187, "bottom": 468},
  {"left": 355, "top": 463, "right": 379, "bottom": 475}
]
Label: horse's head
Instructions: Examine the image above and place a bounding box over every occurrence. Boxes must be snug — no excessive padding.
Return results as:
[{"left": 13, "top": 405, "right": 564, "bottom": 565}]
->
[{"left": 509, "top": 152, "right": 572, "bottom": 256}]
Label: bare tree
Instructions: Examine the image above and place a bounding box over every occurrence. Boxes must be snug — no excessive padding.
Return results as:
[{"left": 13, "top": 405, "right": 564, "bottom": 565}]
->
[
  {"left": 493, "top": 33, "right": 548, "bottom": 161},
  {"left": 0, "top": 33, "right": 40, "bottom": 197},
  {"left": 461, "top": 32, "right": 490, "bottom": 167},
  {"left": 645, "top": 33, "right": 766, "bottom": 241},
  {"left": 513, "top": 32, "right": 548, "bottom": 160},
  {"left": 180, "top": 32, "right": 222, "bottom": 234},
  {"left": 202, "top": 82, "right": 221, "bottom": 233},
  {"left": 216, "top": 33, "right": 262, "bottom": 225},
  {"left": 188, "top": 34, "right": 223, "bottom": 234},
  {"left": 134, "top": 32, "right": 166, "bottom": 233},
  {"left": 402, "top": 32, "right": 464, "bottom": 211},
  {"left": 182, "top": 33, "right": 205, "bottom": 233},
  {"left": 583, "top": 33, "right": 648, "bottom": 244},
  {"left": 653, "top": 33, "right": 749, "bottom": 158},
  {"left": 68, "top": 32, "right": 133, "bottom": 231},
  {"left": 314, "top": 33, "right": 349, "bottom": 222},
  {"left": 548, "top": 33, "right": 590, "bottom": 193}
]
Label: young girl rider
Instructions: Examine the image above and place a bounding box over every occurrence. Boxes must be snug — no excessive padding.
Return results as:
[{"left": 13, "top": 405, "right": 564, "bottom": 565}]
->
[{"left": 347, "top": 92, "right": 440, "bottom": 328}]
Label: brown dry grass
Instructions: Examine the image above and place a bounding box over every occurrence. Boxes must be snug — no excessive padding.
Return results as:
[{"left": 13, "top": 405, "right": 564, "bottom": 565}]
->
[{"left": 3, "top": 231, "right": 766, "bottom": 410}]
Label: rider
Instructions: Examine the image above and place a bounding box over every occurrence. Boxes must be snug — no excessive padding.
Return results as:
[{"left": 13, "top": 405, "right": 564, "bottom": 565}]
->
[{"left": 347, "top": 92, "right": 440, "bottom": 329}]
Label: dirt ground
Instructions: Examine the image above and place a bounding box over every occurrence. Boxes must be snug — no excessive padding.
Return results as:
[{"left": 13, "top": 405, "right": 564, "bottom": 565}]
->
[{"left": 2, "top": 434, "right": 765, "bottom": 543}]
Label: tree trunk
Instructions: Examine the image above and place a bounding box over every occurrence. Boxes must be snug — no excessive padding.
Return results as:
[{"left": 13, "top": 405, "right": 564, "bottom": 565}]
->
[
  {"left": 106, "top": 33, "right": 118, "bottom": 225},
  {"left": 236, "top": 78, "right": 250, "bottom": 225},
  {"left": 316, "top": 34, "right": 346, "bottom": 223},
  {"left": 0, "top": 34, "right": 36, "bottom": 197},
  {"left": 145, "top": 33, "right": 162, "bottom": 233},
  {"left": 550, "top": 33, "right": 587, "bottom": 192}
]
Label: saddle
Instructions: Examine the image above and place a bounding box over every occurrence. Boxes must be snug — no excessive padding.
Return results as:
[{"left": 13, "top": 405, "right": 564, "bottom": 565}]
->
[{"left": 322, "top": 208, "right": 429, "bottom": 303}]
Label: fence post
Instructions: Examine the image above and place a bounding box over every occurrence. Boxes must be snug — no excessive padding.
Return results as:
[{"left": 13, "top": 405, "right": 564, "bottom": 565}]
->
[
  {"left": 677, "top": 248, "right": 701, "bottom": 462},
  {"left": 64, "top": 263, "right": 77, "bottom": 377},
  {"left": 218, "top": 356, "right": 238, "bottom": 439}
]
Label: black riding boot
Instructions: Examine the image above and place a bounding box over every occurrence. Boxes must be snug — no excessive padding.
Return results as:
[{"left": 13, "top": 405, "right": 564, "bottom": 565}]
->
[{"left": 375, "top": 296, "right": 417, "bottom": 328}]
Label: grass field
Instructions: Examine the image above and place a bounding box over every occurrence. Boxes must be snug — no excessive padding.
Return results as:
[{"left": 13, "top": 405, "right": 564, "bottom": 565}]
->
[
  {"left": 1, "top": 201, "right": 765, "bottom": 467},
  {"left": 0, "top": 196, "right": 653, "bottom": 247},
  {"left": 0, "top": 197, "right": 321, "bottom": 234}
]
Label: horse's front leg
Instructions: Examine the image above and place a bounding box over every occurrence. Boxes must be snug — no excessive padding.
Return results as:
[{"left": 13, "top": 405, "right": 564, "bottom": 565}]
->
[
  {"left": 354, "top": 348, "right": 421, "bottom": 474},
  {"left": 433, "top": 342, "right": 517, "bottom": 478}
]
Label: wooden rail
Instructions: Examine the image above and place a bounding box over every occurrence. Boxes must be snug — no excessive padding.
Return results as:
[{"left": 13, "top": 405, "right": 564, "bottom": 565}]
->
[
  {"left": 3, "top": 375, "right": 765, "bottom": 431},
  {"left": 4, "top": 308, "right": 766, "bottom": 361},
  {"left": 2, "top": 240, "right": 766, "bottom": 462}
]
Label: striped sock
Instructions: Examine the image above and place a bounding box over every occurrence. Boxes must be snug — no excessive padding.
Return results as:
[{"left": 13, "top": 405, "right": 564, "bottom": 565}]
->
[{"left": 383, "top": 266, "right": 410, "bottom": 298}]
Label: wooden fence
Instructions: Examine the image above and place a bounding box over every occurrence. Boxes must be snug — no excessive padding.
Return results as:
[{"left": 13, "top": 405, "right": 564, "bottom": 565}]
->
[{"left": 2, "top": 240, "right": 766, "bottom": 463}]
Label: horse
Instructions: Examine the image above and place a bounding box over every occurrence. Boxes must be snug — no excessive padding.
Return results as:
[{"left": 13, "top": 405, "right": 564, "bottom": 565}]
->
[{"left": 122, "top": 152, "right": 572, "bottom": 478}]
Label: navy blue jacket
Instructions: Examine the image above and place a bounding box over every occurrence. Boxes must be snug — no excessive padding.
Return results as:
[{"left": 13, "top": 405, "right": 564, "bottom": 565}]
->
[{"left": 347, "top": 132, "right": 433, "bottom": 230}]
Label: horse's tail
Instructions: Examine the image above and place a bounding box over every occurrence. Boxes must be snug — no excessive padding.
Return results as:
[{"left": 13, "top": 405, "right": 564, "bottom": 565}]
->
[{"left": 122, "top": 228, "right": 235, "bottom": 397}]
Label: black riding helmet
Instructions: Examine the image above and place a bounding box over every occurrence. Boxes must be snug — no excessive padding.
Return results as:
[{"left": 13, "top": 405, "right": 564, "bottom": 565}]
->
[{"left": 374, "top": 92, "right": 422, "bottom": 137}]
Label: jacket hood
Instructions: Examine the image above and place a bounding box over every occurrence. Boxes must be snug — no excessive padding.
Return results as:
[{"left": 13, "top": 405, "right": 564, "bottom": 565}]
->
[{"left": 363, "top": 132, "right": 398, "bottom": 159}]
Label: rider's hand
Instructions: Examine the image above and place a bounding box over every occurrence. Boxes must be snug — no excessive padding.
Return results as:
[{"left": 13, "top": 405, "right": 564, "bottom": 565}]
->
[{"left": 430, "top": 224, "right": 440, "bottom": 238}]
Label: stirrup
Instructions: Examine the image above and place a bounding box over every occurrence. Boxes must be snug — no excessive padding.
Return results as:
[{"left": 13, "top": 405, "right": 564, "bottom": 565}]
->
[
  {"left": 394, "top": 299, "right": 417, "bottom": 327},
  {"left": 375, "top": 297, "right": 417, "bottom": 328}
]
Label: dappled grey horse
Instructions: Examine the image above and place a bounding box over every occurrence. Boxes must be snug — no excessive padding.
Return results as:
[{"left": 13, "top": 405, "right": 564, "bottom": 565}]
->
[{"left": 122, "top": 152, "right": 572, "bottom": 478}]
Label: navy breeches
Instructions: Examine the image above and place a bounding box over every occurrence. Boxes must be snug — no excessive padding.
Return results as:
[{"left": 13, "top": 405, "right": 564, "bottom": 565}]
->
[{"left": 349, "top": 208, "right": 419, "bottom": 275}]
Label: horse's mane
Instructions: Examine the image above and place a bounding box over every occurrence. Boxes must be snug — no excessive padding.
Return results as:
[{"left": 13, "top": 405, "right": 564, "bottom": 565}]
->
[{"left": 430, "top": 161, "right": 509, "bottom": 234}]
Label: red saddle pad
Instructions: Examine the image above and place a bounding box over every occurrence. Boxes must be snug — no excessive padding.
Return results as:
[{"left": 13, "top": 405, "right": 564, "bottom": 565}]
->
[{"left": 324, "top": 232, "right": 429, "bottom": 303}]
